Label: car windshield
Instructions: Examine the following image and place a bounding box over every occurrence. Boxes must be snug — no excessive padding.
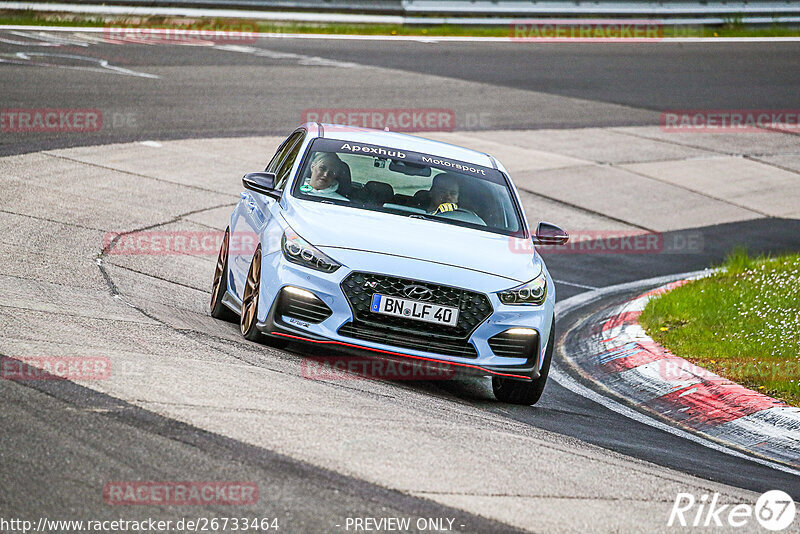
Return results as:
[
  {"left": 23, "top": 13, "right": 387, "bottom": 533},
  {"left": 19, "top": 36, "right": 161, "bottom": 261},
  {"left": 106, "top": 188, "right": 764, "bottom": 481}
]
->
[{"left": 291, "top": 138, "right": 524, "bottom": 237}]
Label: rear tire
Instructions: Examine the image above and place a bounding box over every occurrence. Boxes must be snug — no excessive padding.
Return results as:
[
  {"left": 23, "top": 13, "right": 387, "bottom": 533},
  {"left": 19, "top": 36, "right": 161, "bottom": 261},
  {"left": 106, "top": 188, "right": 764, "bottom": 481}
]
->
[
  {"left": 492, "top": 317, "right": 555, "bottom": 405},
  {"left": 240, "top": 246, "right": 264, "bottom": 342},
  {"left": 210, "top": 227, "right": 238, "bottom": 322}
]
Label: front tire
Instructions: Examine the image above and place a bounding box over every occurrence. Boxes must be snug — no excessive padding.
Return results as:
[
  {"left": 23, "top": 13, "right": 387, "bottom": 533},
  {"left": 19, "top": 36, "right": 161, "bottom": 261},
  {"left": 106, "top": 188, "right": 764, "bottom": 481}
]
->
[
  {"left": 492, "top": 317, "right": 555, "bottom": 405},
  {"left": 240, "top": 246, "right": 263, "bottom": 342},
  {"left": 210, "top": 227, "right": 238, "bottom": 322}
]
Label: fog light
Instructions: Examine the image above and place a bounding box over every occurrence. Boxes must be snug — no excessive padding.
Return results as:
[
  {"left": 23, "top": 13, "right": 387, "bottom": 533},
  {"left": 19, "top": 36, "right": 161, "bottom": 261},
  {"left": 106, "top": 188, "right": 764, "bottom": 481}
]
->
[
  {"left": 505, "top": 327, "right": 538, "bottom": 336},
  {"left": 283, "top": 286, "right": 317, "bottom": 299}
]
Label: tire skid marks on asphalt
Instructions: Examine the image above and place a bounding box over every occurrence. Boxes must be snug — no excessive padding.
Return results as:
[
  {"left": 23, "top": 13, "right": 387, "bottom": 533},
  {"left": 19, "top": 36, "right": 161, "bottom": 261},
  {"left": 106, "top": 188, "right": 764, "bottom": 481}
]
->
[
  {"left": 0, "top": 29, "right": 89, "bottom": 47},
  {"left": 705, "top": 407, "right": 800, "bottom": 461},
  {"left": 569, "top": 279, "right": 800, "bottom": 469},
  {"left": 0, "top": 50, "right": 159, "bottom": 78},
  {"left": 102, "top": 36, "right": 216, "bottom": 47},
  {"left": 616, "top": 361, "right": 702, "bottom": 399},
  {"left": 3, "top": 29, "right": 210, "bottom": 47},
  {"left": 12, "top": 31, "right": 364, "bottom": 65},
  {"left": 214, "top": 44, "right": 362, "bottom": 68},
  {"left": 0, "top": 30, "right": 361, "bottom": 73},
  {"left": 550, "top": 358, "right": 800, "bottom": 477}
]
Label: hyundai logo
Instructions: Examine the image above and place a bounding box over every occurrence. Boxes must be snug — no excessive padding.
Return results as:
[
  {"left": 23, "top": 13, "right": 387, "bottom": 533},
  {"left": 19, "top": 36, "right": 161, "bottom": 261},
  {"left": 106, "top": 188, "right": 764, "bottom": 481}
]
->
[{"left": 402, "top": 284, "right": 433, "bottom": 301}]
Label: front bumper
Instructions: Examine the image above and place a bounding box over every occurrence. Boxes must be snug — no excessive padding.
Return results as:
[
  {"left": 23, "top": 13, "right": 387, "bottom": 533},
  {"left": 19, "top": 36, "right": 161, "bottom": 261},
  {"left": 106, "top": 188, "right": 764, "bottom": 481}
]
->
[{"left": 252, "top": 250, "right": 554, "bottom": 381}]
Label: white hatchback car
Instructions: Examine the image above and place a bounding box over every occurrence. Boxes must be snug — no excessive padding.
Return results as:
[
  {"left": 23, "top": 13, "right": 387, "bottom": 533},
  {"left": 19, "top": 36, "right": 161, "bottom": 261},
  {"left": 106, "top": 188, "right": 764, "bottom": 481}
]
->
[{"left": 211, "top": 123, "right": 568, "bottom": 404}]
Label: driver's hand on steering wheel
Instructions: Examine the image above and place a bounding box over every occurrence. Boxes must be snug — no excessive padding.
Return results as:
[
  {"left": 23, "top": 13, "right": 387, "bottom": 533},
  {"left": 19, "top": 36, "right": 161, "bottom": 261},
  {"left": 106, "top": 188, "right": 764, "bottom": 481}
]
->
[{"left": 432, "top": 202, "right": 458, "bottom": 215}]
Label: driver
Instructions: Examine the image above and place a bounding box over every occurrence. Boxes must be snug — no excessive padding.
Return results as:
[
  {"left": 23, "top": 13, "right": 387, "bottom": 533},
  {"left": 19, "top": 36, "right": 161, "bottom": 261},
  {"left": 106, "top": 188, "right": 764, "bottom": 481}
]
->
[
  {"left": 302, "top": 152, "right": 350, "bottom": 201},
  {"left": 427, "top": 173, "right": 460, "bottom": 215}
]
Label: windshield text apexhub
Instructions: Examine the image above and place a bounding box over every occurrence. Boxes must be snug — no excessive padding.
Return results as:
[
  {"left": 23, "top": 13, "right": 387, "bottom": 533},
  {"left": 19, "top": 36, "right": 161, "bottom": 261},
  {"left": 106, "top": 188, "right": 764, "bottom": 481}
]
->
[{"left": 339, "top": 143, "right": 406, "bottom": 159}]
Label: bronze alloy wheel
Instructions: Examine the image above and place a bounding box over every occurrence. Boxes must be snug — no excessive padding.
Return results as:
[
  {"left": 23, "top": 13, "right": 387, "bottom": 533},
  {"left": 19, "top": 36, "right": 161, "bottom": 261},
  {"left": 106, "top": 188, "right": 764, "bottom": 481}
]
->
[
  {"left": 210, "top": 228, "right": 237, "bottom": 322},
  {"left": 210, "top": 230, "right": 228, "bottom": 310},
  {"left": 240, "top": 247, "right": 262, "bottom": 340}
]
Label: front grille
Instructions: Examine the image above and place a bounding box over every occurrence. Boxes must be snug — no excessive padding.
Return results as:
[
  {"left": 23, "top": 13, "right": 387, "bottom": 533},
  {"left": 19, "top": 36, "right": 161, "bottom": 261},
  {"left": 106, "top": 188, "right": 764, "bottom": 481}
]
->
[
  {"left": 488, "top": 330, "right": 539, "bottom": 359},
  {"left": 338, "top": 323, "right": 478, "bottom": 358},
  {"left": 276, "top": 289, "right": 332, "bottom": 324},
  {"left": 338, "top": 271, "right": 493, "bottom": 358}
]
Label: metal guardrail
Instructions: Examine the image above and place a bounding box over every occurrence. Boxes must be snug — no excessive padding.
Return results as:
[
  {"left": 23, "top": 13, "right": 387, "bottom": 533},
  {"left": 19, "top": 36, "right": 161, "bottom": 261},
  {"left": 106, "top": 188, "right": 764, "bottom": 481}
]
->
[
  {"left": 4, "top": 0, "right": 800, "bottom": 23},
  {"left": 6, "top": 0, "right": 405, "bottom": 12},
  {"left": 405, "top": 1, "right": 800, "bottom": 16}
]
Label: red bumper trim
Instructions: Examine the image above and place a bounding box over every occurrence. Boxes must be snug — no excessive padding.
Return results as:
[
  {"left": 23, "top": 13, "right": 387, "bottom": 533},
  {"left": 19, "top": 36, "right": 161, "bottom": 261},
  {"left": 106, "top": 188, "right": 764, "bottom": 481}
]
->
[{"left": 272, "top": 331, "right": 533, "bottom": 381}]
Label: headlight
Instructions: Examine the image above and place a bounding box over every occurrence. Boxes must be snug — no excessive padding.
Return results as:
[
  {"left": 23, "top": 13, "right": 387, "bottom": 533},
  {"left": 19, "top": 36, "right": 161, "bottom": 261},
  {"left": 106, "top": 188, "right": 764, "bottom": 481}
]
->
[
  {"left": 281, "top": 228, "right": 341, "bottom": 273},
  {"left": 497, "top": 274, "right": 547, "bottom": 305}
]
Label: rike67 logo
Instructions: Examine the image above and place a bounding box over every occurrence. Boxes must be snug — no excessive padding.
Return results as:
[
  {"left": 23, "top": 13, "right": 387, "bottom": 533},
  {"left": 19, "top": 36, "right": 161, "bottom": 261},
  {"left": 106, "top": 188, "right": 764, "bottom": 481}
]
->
[{"left": 669, "top": 490, "right": 796, "bottom": 530}]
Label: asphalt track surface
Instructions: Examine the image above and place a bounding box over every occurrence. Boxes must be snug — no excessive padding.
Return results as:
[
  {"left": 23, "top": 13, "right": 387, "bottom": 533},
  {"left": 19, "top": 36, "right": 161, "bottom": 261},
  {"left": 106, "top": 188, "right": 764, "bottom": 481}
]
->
[
  {"left": 2, "top": 35, "right": 800, "bottom": 154},
  {"left": 1, "top": 31, "right": 800, "bottom": 531}
]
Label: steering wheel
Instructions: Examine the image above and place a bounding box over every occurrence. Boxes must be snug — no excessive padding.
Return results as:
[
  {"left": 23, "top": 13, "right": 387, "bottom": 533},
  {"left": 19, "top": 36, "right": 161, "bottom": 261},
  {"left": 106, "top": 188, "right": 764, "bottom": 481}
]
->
[
  {"left": 434, "top": 205, "right": 487, "bottom": 226},
  {"left": 454, "top": 207, "right": 479, "bottom": 217}
]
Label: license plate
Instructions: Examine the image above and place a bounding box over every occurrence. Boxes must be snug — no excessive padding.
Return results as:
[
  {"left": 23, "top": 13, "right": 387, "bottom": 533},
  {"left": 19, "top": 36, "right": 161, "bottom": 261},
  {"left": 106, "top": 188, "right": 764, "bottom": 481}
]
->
[{"left": 370, "top": 294, "right": 459, "bottom": 327}]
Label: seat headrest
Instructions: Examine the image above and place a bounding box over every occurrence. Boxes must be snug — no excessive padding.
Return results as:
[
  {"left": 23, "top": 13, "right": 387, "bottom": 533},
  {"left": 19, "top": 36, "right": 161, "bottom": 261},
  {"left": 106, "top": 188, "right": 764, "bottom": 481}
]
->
[
  {"left": 412, "top": 189, "right": 431, "bottom": 209},
  {"left": 337, "top": 162, "right": 352, "bottom": 193},
  {"left": 364, "top": 181, "right": 394, "bottom": 204}
]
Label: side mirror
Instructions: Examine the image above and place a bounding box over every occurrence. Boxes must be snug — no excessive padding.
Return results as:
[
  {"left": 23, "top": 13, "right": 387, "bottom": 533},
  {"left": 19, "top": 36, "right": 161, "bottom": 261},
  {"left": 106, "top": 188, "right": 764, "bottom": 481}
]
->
[
  {"left": 533, "top": 221, "right": 569, "bottom": 245},
  {"left": 242, "top": 172, "right": 281, "bottom": 200}
]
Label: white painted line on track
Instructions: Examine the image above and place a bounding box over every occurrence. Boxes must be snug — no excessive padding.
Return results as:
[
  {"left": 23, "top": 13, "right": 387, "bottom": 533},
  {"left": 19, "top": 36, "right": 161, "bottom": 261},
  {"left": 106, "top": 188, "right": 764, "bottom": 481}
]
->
[
  {"left": 0, "top": 29, "right": 88, "bottom": 46},
  {"left": 0, "top": 51, "right": 159, "bottom": 77},
  {"left": 553, "top": 278, "right": 600, "bottom": 290},
  {"left": 583, "top": 279, "right": 800, "bottom": 466},
  {"left": 2, "top": 25, "right": 800, "bottom": 43},
  {"left": 214, "top": 44, "right": 361, "bottom": 68},
  {"left": 552, "top": 269, "right": 800, "bottom": 477},
  {"left": 551, "top": 360, "right": 800, "bottom": 476}
]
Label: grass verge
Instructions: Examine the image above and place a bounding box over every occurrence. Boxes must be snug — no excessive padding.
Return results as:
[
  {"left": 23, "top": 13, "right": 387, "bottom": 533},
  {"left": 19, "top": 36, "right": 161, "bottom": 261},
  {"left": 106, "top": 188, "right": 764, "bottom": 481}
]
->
[
  {"left": 1, "top": 11, "right": 799, "bottom": 38},
  {"left": 640, "top": 249, "right": 800, "bottom": 406}
]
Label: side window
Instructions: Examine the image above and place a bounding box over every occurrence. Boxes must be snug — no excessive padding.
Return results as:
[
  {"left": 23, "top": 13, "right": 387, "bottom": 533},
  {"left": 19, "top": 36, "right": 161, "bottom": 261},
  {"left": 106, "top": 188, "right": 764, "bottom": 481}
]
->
[
  {"left": 265, "top": 131, "right": 303, "bottom": 174},
  {"left": 274, "top": 133, "right": 305, "bottom": 190}
]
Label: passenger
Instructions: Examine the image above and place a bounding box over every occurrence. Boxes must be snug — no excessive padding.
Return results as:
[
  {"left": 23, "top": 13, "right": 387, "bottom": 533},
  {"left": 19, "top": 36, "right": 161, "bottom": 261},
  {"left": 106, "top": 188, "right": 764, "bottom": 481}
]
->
[
  {"left": 427, "top": 173, "right": 460, "bottom": 214},
  {"left": 302, "top": 152, "right": 350, "bottom": 201}
]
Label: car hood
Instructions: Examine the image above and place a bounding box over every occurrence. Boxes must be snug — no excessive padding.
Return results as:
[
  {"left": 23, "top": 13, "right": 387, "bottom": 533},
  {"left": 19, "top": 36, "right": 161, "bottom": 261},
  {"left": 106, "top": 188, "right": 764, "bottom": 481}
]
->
[{"left": 283, "top": 199, "right": 541, "bottom": 284}]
